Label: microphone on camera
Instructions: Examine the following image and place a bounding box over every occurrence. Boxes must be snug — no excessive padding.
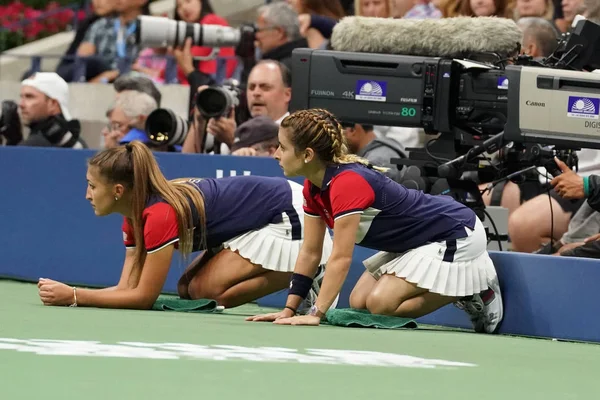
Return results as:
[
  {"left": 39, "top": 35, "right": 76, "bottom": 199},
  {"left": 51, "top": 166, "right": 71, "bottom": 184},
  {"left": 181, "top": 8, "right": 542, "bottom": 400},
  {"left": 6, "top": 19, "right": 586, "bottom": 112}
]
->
[
  {"left": 437, "top": 132, "right": 505, "bottom": 179},
  {"left": 330, "top": 16, "right": 522, "bottom": 59}
]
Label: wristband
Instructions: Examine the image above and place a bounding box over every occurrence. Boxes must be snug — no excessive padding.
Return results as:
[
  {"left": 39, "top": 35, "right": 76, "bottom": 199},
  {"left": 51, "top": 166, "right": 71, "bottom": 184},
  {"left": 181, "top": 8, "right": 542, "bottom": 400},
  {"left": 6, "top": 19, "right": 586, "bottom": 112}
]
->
[
  {"left": 584, "top": 176, "right": 590, "bottom": 197},
  {"left": 284, "top": 305, "right": 297, "bottom": 315},
  {"left": 289, "top": 273, "right": 313, "bottom": 299}
]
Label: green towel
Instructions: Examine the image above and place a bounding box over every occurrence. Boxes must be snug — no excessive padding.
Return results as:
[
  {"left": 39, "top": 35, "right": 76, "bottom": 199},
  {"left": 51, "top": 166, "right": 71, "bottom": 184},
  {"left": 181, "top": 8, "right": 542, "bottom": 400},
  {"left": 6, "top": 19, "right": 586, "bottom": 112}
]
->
[
  {"left": 152, "top": 296, "right": 222, "bottom": 313},
  {"left": 325, "top": 308, "right": 418, "bottom": 329}
]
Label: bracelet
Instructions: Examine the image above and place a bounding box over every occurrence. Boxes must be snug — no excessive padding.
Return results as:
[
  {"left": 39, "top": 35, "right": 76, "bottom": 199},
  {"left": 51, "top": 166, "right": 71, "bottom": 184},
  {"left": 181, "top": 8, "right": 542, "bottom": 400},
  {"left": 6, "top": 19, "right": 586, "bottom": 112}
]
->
[
  {"left": 584, "top": 176, "right": 590, "bottom": 197},
  {"left": 69, "top": 287, "right": 78, "bottom": 307},
  {"left": 284, "top": 305, "right": 297, "bottom": 315}
]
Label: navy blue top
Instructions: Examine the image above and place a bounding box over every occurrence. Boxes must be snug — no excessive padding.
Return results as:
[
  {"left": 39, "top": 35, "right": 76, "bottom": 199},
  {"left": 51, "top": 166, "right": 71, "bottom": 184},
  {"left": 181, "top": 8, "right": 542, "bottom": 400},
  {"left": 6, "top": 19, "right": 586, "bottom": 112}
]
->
[
  {"left": 303, "top": 163, "right": 477, "bottom": 253},
  {"left": 122, "top": 176, "right": 298, "bottom": 253}
]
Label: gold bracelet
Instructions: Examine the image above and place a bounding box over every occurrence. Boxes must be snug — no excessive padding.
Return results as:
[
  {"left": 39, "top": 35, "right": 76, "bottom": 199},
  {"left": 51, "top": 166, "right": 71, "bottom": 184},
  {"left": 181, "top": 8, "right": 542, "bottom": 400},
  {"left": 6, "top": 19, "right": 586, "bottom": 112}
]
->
[{"left": 69, "top": 287, "right": 78, "bottom": 307}]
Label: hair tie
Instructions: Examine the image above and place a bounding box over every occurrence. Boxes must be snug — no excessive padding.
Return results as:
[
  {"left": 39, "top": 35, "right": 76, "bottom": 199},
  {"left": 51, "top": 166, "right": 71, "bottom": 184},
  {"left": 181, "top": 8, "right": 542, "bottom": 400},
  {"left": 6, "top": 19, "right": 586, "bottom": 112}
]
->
[{"left": 125, "top": 143, "right": 133, "bottom": 153}]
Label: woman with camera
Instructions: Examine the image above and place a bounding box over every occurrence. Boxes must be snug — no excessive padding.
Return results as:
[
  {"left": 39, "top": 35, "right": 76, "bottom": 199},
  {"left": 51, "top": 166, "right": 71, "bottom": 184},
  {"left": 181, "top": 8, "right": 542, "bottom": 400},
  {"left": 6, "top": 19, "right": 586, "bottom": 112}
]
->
[{"left": 37, "top": 140, "right": 333, "bottom": 311}]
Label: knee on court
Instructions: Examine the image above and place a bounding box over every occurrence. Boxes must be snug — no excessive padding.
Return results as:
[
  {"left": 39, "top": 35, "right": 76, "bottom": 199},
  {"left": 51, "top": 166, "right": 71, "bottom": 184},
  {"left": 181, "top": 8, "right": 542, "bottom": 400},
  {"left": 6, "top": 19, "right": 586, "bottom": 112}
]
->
[
  {"left": 348, "top": 289, "right": 367, "bottom": 309},
  {"left": 365, "top": 281, "right": 402, "bottom": 316}
]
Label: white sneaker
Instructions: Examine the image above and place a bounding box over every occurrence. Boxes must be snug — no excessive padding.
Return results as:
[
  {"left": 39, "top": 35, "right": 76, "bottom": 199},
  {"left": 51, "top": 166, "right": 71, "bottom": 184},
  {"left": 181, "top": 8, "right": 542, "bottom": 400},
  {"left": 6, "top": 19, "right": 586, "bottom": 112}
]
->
[
  {"left": 297, "top": 264, "right": 339, "bottom": 315},
  {"left": 481, "top": 278, "right": 503, "bottom": 334}
]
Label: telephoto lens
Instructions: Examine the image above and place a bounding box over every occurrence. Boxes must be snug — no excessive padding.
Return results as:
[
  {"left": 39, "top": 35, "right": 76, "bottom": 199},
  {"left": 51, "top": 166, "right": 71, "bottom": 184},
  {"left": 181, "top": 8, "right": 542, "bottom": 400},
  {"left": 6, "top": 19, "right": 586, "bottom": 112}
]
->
[
  {"left": 136, "top": 15, "right": 245, "bottom": 49},
  {"left": 144, "top": 108, "right": 189, "bottom": 147}
]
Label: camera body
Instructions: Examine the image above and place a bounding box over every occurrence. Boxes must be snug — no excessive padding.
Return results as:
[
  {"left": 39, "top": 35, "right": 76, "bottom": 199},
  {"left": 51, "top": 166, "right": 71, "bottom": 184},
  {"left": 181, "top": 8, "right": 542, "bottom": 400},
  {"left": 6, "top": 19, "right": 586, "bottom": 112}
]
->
[
  {"left": 196, "top": 79, "right": 241, "bottom": 119},
  {"left": 0, "top": 100, "right": 23, "bottom": 146}
]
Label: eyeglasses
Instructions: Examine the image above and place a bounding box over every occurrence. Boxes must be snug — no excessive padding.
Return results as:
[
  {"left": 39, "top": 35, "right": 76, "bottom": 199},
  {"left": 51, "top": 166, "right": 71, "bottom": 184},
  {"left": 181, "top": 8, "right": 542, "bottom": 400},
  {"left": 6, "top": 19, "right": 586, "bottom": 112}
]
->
[{"left": 105, "top": 122, "right": 126, "bottom": 132}]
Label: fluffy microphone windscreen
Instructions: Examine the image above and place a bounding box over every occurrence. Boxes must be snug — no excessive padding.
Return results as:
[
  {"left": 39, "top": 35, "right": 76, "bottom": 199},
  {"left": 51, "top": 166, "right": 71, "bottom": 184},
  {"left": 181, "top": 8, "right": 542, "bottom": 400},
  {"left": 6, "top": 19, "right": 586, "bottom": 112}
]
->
[{"left": 331, "top": 16, "right": 522, "bottom": 59}]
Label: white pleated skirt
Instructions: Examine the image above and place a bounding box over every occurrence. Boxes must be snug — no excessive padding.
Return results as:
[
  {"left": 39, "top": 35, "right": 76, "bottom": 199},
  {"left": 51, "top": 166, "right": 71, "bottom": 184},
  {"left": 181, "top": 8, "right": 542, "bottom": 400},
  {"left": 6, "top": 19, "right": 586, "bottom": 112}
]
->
[
  {"left": 363, "top": 217, "right": 497, "bottom": 297},
  {"left": 223, "top": 180, "right": 333, "bottom": 272}
]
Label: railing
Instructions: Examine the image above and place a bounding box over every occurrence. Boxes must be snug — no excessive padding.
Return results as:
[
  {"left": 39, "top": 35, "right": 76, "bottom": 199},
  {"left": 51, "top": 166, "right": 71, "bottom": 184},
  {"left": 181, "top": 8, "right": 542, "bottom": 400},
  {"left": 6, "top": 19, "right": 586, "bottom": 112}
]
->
[{"left": 0, "top": 52, "right": 241, "bottom": 85}]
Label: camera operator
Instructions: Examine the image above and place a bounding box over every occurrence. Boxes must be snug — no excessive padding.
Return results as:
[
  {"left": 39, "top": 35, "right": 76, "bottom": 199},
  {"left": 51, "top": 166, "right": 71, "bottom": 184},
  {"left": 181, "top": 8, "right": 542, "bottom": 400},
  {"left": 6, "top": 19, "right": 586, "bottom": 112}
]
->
[
  {"left": 18, "top": 72, "right": 87, "bottom": 149},
  {"left": 341, "top": 121, "right": 407, "bottom": 183},
  {"left": 545, "top": 158, "right": 600, "bottom": 258},
  {"left": 182, "top": 60, "right": 291, "bottom": 154}
]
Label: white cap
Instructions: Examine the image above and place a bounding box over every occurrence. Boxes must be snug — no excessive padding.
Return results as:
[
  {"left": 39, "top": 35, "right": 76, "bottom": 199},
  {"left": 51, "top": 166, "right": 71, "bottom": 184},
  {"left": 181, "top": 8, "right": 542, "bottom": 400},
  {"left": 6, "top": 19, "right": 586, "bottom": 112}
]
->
[{"left": 21, "top": 72, "right": 72, "bottom": 121}]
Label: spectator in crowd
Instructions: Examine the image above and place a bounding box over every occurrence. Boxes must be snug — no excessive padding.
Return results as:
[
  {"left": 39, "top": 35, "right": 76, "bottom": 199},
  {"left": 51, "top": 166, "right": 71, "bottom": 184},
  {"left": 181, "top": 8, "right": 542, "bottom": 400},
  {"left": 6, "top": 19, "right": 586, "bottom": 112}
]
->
[
  {"left": 342, "top": 122, "right": 407, "bottom": 182},
  {"left": 402, "top": 0, "right": 443, "bottom": 18},
  {"left": 461, "top": 0, "right": 513, "bottom": 17},
  {"left": 435, "top": 0, "right": 464, "bottom": 17},
  {"left": 354, "top": 0, "right": 392, "bottom": 17},
  {"left": 18, "top": 73, "right": 87, "bottom": 149},
  {"left": 72, "top": 0, "right": 149, "bottom": 83},
  {"left": 102, "top": 90, "right": 157, "bottom": 149},
  {"left": 56, "top": 0, "right": 117, "bottom": 81},
  {"left": 183, "top": 60, "right": 291, "bottom": 154},
  {"left": 514, "top": 0, "right": 554, "bottom": 20},
  {"left": 231, "top": 116, "right": 280, "bottom": 157},
  {"left": 288, "top": 0, "right": 345, "bottom": 49},
  {"left": 517, "top": 17, "right": 560, "bottom": 58},
  {"left": 288, "top": 0, "right": 346, "bottom": 19},
  {"left": 132, "top": 47, "right": 170, "bottom": 84},
  {"left": 254, "top": 2, "right": 307, "bottom": 72},
  {"left": 555, "top": 0, "right": 585, "bottom": 32}
]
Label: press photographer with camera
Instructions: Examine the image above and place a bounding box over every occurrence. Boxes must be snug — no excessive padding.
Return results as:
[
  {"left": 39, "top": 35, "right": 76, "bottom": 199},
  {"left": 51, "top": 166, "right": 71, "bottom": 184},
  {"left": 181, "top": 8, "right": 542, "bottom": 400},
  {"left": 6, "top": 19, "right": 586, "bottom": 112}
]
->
[
  {"left": 103, "top": 90, "right": 158, "bottom": 149},
  {"left": 181, "top": 60, "right": 291, "bottom": 154},
  {"left": 18, "top": 73, "right": 87, "bottom": 149}
]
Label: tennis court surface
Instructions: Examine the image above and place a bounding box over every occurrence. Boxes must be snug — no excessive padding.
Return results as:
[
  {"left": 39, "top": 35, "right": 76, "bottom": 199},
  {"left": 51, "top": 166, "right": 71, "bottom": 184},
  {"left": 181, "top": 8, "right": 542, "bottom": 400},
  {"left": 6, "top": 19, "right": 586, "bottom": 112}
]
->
[{"left": 1, "top": 279, "right": 596, "bottom": 399}]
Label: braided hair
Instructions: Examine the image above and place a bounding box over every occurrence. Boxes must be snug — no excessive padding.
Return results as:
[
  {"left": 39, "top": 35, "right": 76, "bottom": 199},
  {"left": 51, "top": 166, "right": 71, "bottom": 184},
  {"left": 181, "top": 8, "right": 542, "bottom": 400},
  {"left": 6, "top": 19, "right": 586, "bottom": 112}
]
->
[{"left": 280, "top": 108, "right": 388, "bottom": 172}]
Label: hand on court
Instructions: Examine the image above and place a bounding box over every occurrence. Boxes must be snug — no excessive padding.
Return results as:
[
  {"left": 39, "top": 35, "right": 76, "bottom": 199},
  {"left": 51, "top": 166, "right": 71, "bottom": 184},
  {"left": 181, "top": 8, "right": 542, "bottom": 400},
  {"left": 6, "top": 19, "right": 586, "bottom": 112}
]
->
[
  {"left": 38, "top": 278, "right": 75, "bottom": 306},
  {"left": 551, "top": 158, "right": 585, "bottom": 199},
  {"left": 273, "top": 315, "right": 321, "bottom": 326},
  {"left": 245, "top": 308, "right": 294, "bottom": 322}
]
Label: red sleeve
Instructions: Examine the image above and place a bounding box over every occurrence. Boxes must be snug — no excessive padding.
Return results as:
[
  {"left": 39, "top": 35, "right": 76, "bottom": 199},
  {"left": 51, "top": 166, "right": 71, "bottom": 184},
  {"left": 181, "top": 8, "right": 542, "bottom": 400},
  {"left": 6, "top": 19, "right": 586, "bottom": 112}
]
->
[
  {"left": 193, "top": 14, "right": 235, "bottom": 75},
  {"left": 329, "top": 171, "right": 375, "bottom": 220},
  {"left": 143, "top": 203, "right": 180, "bottom": 253},
  {"left": 122, "top": 218, "right": 135, "bottom": 249},
  {"left": 302, "top": 179, "right": 321, "bottom": 218}
]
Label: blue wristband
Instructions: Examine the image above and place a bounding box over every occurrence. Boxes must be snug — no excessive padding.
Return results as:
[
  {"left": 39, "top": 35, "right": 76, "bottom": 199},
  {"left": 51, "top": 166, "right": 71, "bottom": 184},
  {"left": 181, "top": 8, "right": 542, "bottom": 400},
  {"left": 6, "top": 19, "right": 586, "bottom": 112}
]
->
[
  {"left": 584, "top": 176, "right": 590, "bottom": 197},
  {"left": 289, "top": 273, "right": 313, "bottom": 299}
]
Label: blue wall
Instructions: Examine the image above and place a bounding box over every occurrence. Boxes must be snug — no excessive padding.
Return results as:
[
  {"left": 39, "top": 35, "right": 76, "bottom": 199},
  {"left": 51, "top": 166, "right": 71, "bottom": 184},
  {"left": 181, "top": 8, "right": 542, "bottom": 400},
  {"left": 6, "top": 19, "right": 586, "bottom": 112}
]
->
[{"left": 1, "top": 146, "right": 599, "bottom": 342}]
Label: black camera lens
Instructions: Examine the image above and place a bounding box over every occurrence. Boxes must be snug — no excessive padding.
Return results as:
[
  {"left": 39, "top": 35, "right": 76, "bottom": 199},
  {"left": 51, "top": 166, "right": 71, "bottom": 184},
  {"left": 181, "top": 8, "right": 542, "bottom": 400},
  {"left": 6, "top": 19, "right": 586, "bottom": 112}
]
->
[
  {"left": 145, "top": 108, "right": 189, "bottom": 147},
  {"left": 197, "top": 89, "right": 229, "bottom": 118}
]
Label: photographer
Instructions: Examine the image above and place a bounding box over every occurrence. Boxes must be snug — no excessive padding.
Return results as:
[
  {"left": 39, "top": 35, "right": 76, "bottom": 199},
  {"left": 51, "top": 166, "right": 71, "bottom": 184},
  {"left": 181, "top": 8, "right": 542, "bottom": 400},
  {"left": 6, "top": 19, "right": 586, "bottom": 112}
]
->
[
  {"left": 103, "top": 90, "right": 157, "bottom": 149},
  {"left": 19, "top": 73, "right": 87, "bottom": 149},
  {"left": 182, "top": 60, "right": 291, "bottom": 154}
]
